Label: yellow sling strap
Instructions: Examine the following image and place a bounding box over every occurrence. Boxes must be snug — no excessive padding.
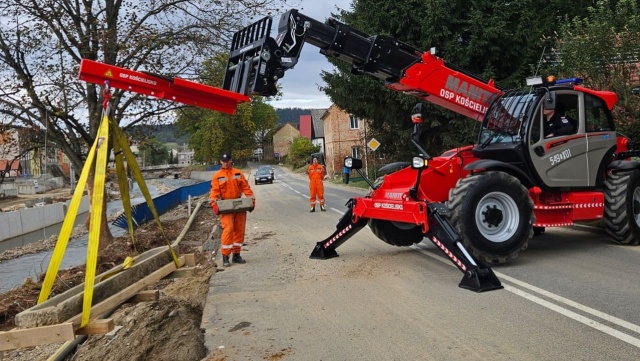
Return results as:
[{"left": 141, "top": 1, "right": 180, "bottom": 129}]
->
[{"left": 38, "top": 83, "right": 178, "bottom": 328}]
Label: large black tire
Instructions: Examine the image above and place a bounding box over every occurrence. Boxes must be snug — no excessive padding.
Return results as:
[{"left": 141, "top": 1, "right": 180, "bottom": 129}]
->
[
  {"left": 368, "top": 219, "right": 424, "bottom": 247},
  {"left": 604, "top": 170, "right": 640, "bottom": 245},
  {"left": 446, "top": 171, "right": 534, "bottom": 264}
]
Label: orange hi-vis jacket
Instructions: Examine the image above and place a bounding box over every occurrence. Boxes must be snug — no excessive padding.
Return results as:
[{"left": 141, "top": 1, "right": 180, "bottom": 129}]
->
[
  {"left": 307, "top": 163, "right": 325, "bottom": 206},
  {"left": 210, "top": 167, "right": 254, "bottom": 202}
]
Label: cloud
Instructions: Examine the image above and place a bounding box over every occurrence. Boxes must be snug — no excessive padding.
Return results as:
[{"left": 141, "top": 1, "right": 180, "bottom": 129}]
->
[{"left": 266, "top": 0, "right": 352, "bottom": 109}]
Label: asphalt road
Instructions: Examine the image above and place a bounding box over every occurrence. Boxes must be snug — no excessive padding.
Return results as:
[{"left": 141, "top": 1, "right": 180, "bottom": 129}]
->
[{"left": 202, "top": 165, "right": 640, "bottom": 360}]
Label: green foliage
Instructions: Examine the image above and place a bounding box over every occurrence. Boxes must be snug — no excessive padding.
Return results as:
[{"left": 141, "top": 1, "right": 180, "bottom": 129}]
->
[
  {"left": 177, "top": 102, "right": 255, "bottom": 164},
  {"left": 274, "top": 108, "right": 312, "bottom": 125},
  {"left": 138, "top": 138, "right": 171, "bottom": 166},
  {"left": 555, "top": 0, "right": 640, "bottom": 141},
  {"left": 251, "top": 98, "right": 278, "bottom": 147},
  {"left": 323, "top": 0, "right": 596, "bottom": 160},
  {"left": 288, "top": 137, "right": 320, "bottom": 168}
]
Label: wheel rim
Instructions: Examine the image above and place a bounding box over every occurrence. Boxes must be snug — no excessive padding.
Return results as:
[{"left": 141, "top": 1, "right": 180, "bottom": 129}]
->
[
  {"left": 475, "top": 191, "right": 520, "bottom": 243},
  {"left": 633, "top": 186, "right": 640, "bottom": 227}
]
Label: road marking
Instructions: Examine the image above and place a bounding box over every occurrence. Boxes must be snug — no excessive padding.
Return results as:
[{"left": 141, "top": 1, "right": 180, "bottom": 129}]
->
[
  {"left": 505, "top": 285, "right": 640, "bottom": 347},
  {"left": 277, "top": 181, "right": 305, "bottom": 196},
  {"left": 412, "top": 243, "right": 640, "bottom": 347},
  {"left": 498, "top": 273, "right": 640, "bottom": 336}
]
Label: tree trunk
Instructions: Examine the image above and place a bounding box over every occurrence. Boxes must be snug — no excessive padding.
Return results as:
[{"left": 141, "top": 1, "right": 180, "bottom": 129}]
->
[{"left": 84, "top": 173, "right": 114, "bottom": 251}]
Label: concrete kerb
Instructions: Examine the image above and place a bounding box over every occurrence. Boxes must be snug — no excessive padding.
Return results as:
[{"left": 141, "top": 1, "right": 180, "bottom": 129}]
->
[{"left": 14, "top": 246, "right": 175, "bottom": 329}]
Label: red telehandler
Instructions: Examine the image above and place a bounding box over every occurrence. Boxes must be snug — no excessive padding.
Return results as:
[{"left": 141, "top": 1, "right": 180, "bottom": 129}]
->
[{"left": 222, "top": 10, "right": 640, "bottom": 285}]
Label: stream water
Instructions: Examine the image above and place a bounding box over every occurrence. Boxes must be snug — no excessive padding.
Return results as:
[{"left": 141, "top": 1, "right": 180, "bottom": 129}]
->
[{"left": 0, "top": 178, "right": 199, "bottom": 292}]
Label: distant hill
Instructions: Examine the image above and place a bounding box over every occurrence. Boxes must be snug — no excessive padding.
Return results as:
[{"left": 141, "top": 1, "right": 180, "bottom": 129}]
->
[
  {"left": 126, "top": 124, "right": 189, "bottom": 148},
  {"left": 275, "top": 108, "right": 312, "bottom": 126}
]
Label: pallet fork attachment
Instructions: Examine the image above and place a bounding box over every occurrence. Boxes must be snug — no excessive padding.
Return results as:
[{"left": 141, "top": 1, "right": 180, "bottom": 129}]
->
[{"left": 223, "top": 9, "right": 420, "bottom": 97}]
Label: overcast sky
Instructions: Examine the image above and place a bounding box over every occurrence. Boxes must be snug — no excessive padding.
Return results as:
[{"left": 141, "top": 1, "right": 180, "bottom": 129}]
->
[{"left": 265, "top": 0, "right": 353, "bottom": 110}]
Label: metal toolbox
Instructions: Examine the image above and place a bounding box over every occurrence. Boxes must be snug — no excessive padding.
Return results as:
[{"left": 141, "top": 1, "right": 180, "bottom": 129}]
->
[{"left": 217, "top": 197, "right": 253, "bottom": 214}]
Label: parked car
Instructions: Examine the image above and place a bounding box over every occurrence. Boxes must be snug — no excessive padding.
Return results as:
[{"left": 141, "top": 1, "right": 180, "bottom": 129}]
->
[{"left": 254, "top": 167, "right": 274, "bottom": 185}]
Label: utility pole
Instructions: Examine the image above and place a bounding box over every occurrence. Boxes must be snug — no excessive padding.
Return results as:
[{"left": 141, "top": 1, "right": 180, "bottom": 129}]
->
[{"left": 363, "top": 118, "right": 368, "bottom": 177}]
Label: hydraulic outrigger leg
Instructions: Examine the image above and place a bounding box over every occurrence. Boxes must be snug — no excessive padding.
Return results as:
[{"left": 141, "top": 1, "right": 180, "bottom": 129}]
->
[
  {"left": 310, "top": 201, "right": 368, "bottom": 259},
  {"left": 424, "top": 203, "right": 503, "bottom": 292}
]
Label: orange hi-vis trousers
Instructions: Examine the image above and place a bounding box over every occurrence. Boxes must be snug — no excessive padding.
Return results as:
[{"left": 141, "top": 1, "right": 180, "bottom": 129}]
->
[
  {"left": 219, "top": 212, "right": 247, "bottom": 256},
  {"left": 309, "top": 179, "right": 324, "bottom": 207}
]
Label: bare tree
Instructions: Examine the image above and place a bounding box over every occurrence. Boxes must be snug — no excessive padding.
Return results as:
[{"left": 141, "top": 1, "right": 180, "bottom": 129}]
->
[{"left": 0, "top": 0, "right": 290, "bottom": 247}]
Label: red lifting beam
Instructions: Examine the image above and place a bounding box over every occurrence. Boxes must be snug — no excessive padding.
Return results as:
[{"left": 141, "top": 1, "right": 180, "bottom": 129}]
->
[{"left": 78, "top": 59, "right": 249, "bottom": 114}]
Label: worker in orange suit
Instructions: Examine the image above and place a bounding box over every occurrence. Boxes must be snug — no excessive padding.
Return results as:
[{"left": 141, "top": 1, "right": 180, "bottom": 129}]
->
[
  {"left": 210, "top": 152, "right": 255, "bottom": 267},
  {"left": 307, "top": 156, "right": 326, "bottom": 212}
]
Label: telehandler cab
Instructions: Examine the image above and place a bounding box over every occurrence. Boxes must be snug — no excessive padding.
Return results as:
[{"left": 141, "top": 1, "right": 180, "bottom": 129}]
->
[{"left": 223, "top": 9, "right": 640, "bottom": 269}]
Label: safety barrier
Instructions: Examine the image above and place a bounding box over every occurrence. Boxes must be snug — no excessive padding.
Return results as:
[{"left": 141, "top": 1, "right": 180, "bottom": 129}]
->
[{"left": 112, "top": 181, "right": 210, "bottom": 229}]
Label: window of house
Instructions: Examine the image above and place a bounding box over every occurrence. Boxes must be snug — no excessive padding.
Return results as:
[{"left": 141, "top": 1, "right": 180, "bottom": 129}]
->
[
  {"left": 351, "top": 146, "right": 360, "bottom": 158},
  {"left": 349, "top": 115, "right": 359, "bottom": 129}
]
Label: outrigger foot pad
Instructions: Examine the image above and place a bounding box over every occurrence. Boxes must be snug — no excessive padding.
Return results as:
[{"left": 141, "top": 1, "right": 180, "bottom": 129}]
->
[
  {"left": 310, "top": 242, "right": 339, "bottom": 259},
  {"left": 458, "top": 269, "right": 503, "bottom": 292}
]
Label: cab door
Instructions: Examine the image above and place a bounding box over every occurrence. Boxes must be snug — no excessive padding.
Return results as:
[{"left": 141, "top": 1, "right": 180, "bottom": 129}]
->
[
  {"left": 583, "top": 93, "right": 618, "bottom": 185},
  {"left": 528, "top": 91, "right": 590, "bottom": 188}
]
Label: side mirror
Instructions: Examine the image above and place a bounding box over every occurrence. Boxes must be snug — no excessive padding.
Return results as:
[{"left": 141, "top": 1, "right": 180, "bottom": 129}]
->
[
  {"left": 411, "top": 103, "right": 424, "bottom": 124},
  {"left": 543, "top": 91, "right": 556, "bottom": 110},
  {"left": 344, "top": 157, "right": 363, "bottom": 170}
]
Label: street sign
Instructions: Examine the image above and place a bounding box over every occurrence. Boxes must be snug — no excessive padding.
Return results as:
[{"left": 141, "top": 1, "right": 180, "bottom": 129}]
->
[{"left": 367, "top": 138, "right": 380, "bottom": 151}]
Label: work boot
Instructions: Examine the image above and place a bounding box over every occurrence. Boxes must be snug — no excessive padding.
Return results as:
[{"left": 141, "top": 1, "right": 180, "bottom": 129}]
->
[
  {"left": 320, "top": 205, "right": 326, "bottom": 212},
  {"left": 232, "top": 253, "right": 246, "bottom": 264},
  {"left": 222, "top": 255, "right": 230, "bottom": 267},
  {"left": 310, "top": 206, "right": 315, "bottom": 213}
]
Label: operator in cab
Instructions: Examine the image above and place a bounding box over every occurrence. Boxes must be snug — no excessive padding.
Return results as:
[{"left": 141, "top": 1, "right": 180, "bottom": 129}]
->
[{"left": 544, "top": 102, "right": 575, "bottom": 138}]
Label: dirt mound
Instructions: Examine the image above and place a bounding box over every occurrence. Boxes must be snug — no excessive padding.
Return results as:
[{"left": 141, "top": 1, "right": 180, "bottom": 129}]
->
[{"left": 72, "top": 276, "right": 211, "bottom": 361}]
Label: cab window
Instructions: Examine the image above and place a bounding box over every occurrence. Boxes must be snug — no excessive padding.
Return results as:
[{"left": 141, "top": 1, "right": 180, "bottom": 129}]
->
[{"left": 584, "top": 94, "right": 613, "bottom": 132}]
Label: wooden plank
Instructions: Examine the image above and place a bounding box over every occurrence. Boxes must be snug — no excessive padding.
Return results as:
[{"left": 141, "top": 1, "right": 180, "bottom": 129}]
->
[
  {"left": 0, "top": 323, "right": 75, "bottom": 351},
  {"left": 65, "top": 256, "right": 185, "bottom": 330},
  {"left": 126, "top": 289, "right": 159, "bottom": 303},
  {"left": 75, "top": 319, "right": 114, "bottom": 335},
  {"left": 184, "top": 253, "right": 196, "bottom": 267}
]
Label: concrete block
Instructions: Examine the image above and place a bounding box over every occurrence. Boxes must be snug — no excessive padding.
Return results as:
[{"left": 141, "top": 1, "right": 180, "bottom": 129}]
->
[{"left": 217, "top": 198, "right": 253, "bottom": 214}]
